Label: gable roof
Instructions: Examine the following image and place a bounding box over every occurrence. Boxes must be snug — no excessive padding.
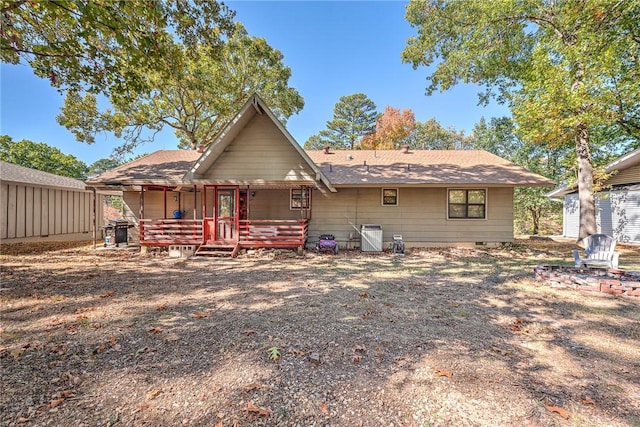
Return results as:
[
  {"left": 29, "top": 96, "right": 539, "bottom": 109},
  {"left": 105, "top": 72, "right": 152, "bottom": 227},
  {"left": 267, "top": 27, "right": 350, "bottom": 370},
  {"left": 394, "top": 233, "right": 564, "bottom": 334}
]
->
[
  {"left": 1, "top": 161, "right": 87, "bottom": 190},
  {"left": 306, "top": 149, "right": 555, "bottom": 187},
  {"left": 185, "top": 93, "right": 336, "bottom": 192},
  {"left": 85, "top": 150, "right": 200, "bottom": 186}
]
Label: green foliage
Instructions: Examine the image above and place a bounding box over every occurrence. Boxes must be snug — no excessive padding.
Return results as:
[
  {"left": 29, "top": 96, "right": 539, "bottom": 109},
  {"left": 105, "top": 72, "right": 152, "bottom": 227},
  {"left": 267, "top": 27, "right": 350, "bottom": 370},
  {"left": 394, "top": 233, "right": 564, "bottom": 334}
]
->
[
  {"left": 0, "top": 135, "right": 88, "bottom": 179},
  {"left": 1, "top": 0, "right": 235, "bottom": 96},
  {"left": 407, "top": 118, "right": 472, "bottom": 150},
  {"left": 57, "top": 23, "right": 303, "bottom": 153},
  {"left": 88, "top": 157, "right": 124, "bottom": 177},
  {"left": 305, "top": 93, "right": 378, "bottom": 150},
  {"left": 403, "top": 0, "right": 639, "bottom": 239},
  {"left": 472, "top": 117, "right": 569, "bottom": 235}
]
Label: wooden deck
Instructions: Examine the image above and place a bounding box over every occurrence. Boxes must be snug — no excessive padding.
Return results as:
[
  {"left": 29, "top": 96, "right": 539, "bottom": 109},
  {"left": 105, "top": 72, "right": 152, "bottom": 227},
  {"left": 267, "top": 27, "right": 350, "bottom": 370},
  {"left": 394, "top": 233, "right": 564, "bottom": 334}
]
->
[{"left": 139, "top": 219, "right": 308, "bottom": 250}]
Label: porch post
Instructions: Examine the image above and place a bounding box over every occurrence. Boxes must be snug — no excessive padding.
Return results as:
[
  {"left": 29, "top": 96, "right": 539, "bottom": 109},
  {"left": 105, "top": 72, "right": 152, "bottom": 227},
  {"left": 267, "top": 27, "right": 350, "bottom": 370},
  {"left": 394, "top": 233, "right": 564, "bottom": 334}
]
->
[{"left": 163, "top": 187, "right": 167, "bottom": 219}]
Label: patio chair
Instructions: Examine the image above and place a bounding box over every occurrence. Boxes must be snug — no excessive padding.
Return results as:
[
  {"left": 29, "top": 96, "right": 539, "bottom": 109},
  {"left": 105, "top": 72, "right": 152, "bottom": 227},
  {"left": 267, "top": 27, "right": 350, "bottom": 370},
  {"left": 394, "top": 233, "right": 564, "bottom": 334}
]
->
[{"left": 573, "top": 234, "right": 620, "bottom": 269}]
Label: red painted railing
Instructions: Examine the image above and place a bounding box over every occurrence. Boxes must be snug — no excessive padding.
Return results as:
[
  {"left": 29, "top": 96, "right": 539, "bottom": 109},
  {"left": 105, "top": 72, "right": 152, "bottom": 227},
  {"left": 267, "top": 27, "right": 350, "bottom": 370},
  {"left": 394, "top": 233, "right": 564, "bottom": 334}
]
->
[
  {"left": 139, "top": 218, "right": 308, "bottom": 249},
  {"left": 139, "top": 219, "right": 203, "bottom": 246},
  {"left": 239, "top": 219, "right": 308, "bottom": 248}
]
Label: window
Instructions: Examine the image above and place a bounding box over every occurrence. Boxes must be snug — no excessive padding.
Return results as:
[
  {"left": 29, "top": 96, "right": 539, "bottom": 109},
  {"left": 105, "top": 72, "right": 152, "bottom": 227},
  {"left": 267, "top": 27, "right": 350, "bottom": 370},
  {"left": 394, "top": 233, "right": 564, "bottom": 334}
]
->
[
  {"left": 448, "top": 189, "right": 486, "bottom": 219},
  {"left": 382, "top": 188, "right": 398, "bottom": 206},
  {"left": 290, "top": 188, "right": 310, "bottom": 209}
]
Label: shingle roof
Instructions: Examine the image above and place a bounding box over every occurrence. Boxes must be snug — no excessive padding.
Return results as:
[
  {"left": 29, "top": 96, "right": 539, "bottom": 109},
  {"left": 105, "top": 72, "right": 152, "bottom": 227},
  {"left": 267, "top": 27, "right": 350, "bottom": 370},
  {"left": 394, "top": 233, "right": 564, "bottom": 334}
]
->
[
  {"left": 306, "top": 149, "right": 555, "bottom": 186},
  {"left": 86, "top": 150, "right": 201, "bottom": 184},
  {"left": 0, "top": 161, "right": 86, "bottom": 190},
  {"left": 86, "top": 148, "right": 554, "bottom": 187}
]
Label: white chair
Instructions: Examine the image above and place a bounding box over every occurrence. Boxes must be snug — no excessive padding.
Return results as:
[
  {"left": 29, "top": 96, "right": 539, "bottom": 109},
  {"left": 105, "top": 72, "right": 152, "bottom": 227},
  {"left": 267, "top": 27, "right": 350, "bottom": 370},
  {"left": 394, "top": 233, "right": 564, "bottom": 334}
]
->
[{"left": 573, "top": 234, "right": 620, "bottom": 269}]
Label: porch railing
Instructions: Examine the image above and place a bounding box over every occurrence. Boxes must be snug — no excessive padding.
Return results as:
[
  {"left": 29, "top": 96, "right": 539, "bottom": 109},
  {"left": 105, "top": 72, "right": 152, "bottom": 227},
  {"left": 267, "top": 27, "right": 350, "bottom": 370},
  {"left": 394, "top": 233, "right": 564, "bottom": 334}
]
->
[
  {"left": 139, "top": 219, "right": 204, "bottom": 246},
  {"left": 239, "top": 219, "right": 308, "bottom": 247}
]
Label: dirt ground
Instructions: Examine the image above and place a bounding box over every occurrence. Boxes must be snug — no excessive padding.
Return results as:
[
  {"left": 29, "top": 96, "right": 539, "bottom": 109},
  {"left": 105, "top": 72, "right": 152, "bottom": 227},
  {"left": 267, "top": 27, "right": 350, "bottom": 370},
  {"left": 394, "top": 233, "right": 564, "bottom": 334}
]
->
[{"left": 1, "top": 239, "right": 639, "bottom": 427}]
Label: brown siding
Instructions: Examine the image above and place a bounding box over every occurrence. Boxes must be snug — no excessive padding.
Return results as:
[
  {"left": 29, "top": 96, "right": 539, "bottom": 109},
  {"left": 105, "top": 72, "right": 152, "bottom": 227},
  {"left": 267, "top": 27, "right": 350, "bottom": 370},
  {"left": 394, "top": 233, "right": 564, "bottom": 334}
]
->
[
  {"left": 309, "top": 187, "right": 514, "bottom": 247},
  {"left": 607, "top": 164, "right": 640, "bottom": 186},
  {"left": 1, "top": 182, "right": 97, "bottom": 243},
  {"left": 203, "top": 115, "right": 315, "bottom": 183}
]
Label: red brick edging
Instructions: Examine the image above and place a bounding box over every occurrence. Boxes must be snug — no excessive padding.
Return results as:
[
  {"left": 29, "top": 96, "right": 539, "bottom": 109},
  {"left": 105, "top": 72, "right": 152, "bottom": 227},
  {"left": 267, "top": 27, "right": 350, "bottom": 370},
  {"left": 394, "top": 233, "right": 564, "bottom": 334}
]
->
[{"left": 533, "top": 265, "right": 640, "bottom": 297}]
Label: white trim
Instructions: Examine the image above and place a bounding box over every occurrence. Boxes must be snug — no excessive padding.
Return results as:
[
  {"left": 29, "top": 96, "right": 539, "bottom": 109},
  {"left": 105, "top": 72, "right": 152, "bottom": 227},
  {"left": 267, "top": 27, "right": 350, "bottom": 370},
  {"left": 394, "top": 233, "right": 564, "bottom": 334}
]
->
[
  {"left": 446, "top": 188, "right": 488, "bottom": 220},
  {"left": 381, "top": 188, "right": 399, "bottom": 206}
]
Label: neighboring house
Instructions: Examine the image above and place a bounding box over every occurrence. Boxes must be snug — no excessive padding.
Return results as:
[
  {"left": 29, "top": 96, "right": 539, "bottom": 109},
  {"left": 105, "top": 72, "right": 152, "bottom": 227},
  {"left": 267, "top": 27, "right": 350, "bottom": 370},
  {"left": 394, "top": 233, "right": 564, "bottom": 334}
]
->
[
  {"left": 548, "top": 148, "right": 640, "bottom": 243},
  {"left": 86, "top": 94, "right": 553, "bottom": 255},
  {"left": 1, "top": 161, "right": 104, "bottom": 243}
]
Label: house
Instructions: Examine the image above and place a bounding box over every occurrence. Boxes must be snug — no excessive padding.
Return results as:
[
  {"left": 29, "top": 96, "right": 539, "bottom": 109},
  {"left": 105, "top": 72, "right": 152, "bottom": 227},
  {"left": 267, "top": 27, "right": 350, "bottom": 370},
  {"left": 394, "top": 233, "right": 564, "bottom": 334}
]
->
[
  {"left": 547, "top": 148, "right": 640, "bottom": 243},
  {"left": 1, "top": 161, "right": 104, "bottom": 243},
  {"left": 85, "top": 94, "right": 554, "bottom": 255}
]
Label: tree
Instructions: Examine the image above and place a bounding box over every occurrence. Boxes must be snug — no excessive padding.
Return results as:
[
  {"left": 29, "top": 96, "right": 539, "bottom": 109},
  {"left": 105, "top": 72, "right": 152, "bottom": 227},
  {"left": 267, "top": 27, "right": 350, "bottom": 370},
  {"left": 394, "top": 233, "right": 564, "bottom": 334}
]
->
[
  {"left": 407, "top": 118, "right": 472, "bottom": 150},
  {"left": 472, "top": 118, "right": 570, "bottom": 235},
  {"left": 0, "top": 135, "right": 88, "bottom": 179},
  {"left": 88, "top": 157, "right": 124, "bottom": 177},
  {"left": 57, "top": 23, "right": 304, "bottom": 152},
  {"left": 361, "top": 106, "right": 416, "bottom": 149},
  {"left": 306, "top": 93, "right": 378, "bottom": 149},
  {"left": 1, "top": 1, "right": 235, "bottom": 96},
  {"left": 402, "top": 0, "right": 640, "bottom": 240}
]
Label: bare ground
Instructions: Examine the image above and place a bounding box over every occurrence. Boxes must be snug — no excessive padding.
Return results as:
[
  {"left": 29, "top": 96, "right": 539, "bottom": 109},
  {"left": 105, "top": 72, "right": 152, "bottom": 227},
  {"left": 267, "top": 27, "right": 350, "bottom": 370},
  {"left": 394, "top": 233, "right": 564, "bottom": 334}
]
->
[{"left": 1, "top": 240, "right": 639, "bottom": 427}]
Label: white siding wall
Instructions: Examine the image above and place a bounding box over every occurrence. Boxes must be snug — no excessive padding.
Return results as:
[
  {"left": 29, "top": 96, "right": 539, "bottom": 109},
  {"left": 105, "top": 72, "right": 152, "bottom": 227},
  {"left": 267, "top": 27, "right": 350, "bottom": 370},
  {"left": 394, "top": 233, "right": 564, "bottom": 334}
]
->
[
  {"left": 562, "top": 190, "right": 640, "bottom": 243},
  {"left": 1, "top": 182, "right": 102, "bottom": 243}
]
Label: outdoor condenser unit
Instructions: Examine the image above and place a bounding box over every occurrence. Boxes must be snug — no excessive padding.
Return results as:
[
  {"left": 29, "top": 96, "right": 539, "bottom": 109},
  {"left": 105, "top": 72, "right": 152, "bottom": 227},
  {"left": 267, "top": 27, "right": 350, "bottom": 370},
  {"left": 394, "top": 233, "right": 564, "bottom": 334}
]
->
[{"left": 360, "top": 224, "right": 383, "bottom": 252}]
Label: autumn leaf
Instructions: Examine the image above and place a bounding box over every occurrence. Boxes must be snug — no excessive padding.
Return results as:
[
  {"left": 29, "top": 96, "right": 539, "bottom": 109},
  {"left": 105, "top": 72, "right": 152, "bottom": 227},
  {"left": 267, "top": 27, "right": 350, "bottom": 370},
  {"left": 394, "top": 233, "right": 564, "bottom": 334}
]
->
[
  {"left": 581, "top": 397, "right": 595, "bottom": 405},
  {"left": 545, "top": 405, "right": 570, "bottom": 419},
  {"left": 435, "top": 369, "right": 453, "bottom": 378},
  {"left": 100, "top": 291, "right": 116, "bottom": 298},
  {"left": 193, "top": 311, "right": 209, "bottom": 318},
  {"left": 319, "top": 401, "right": 329, "bottom": 415},
  {"left": 155, "top": 304, "right": 168, "bottom": 311},
  {"left": 146, "top": 388, "right": 163, "bottom": 400},
  {"left": 361, "top": 311, "right": 373, "bottom": 319},
  {"left": 246, "top": 401, "right": 271, "bottom": 417},
  {"left": 49, "top": 398, "right": 64, "bottom": 408},
  {"left": 148, "top": 327, "right": 163, "bottom": 334},
  {"left": 359, "top": 292, "right": 369, "bottom": 298},
  {"left": 268, "top": 346, "right": 280, "bottom": 361},
  {"left": 109, "top": 336, "right": 118, "bottom": 346},
  {"left": 244, "top": 329, "right": 256, "bottom": 335},
  {"left": 75, "top": 307, "right": 95, "bottom": 314},
  {"left": 351, "top": 354, "right": 362, "bottom": 363}
]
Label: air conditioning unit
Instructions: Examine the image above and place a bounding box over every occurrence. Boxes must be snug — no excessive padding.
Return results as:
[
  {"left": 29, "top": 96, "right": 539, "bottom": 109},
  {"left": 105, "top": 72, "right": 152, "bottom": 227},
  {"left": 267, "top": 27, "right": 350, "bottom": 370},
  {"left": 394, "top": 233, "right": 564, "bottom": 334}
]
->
[{"left": 360, "top": 224, "right": 383, "bottom": 252}]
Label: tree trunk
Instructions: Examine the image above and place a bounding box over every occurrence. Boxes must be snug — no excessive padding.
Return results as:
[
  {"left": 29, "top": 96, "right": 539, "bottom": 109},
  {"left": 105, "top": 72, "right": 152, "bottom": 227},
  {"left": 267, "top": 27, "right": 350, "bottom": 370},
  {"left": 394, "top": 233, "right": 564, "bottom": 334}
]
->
[
  {"left": 530, "top": 208, "right": 540, "bottom": 235},
  {"left": 576, "top": 124, "right": 597, "bottom": 241}
]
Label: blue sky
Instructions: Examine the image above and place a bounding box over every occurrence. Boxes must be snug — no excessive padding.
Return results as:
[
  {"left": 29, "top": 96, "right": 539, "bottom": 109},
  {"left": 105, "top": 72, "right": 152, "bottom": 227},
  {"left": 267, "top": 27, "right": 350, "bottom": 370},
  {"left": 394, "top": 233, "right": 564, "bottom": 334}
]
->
[{"left": 0, "top": 1, "right": 509, "bottom": 165}]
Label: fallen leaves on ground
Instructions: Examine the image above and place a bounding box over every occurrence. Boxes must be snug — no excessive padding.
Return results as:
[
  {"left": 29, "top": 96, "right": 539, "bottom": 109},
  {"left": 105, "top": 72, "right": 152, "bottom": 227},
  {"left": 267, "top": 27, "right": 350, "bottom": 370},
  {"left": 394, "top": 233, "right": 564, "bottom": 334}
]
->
[
  {"left": 435, "top": 369, "right": 453, "bottom": 378},
  {"left": 193, "top": 311, "right": 209, "bottom": 318},
  {"left": 147, "top": 326, "right": 163, "bottom": 334},
  {"left": 146, "top": 388, "right": 163, "bottom": 400},
  {"left": 545, "top": 405, "right": 570, "bottom": 419},
  {"left": 245, "top": 401, "right": 271, "bottom": 417}
]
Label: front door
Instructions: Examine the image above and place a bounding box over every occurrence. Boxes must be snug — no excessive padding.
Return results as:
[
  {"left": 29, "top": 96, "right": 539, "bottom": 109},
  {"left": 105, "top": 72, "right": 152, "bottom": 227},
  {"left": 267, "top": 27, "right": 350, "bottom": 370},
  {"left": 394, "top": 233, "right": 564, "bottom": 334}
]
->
[{"left": 215, "top": 188, "right": 238, "bottom": 242}]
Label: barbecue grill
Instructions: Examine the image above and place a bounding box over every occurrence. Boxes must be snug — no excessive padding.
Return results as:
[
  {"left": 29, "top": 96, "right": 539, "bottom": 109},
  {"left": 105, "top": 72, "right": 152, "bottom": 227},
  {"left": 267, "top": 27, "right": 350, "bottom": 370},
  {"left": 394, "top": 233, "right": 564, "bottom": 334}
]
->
[{"left": 103, "top": 220, "right": 133, "bottom": 247}]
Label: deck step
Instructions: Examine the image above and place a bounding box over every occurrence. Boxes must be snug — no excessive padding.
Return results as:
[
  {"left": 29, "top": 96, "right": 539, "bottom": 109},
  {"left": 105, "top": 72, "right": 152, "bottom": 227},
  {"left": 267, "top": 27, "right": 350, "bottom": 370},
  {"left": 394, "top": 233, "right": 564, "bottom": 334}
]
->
[{"left": 194, "top": 244, "right": 238, "bottom": 258}]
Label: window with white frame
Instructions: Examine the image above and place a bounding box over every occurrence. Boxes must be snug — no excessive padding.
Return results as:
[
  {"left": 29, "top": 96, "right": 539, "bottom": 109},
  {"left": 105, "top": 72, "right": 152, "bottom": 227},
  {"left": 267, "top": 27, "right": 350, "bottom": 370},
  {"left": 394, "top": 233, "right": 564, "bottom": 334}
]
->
[
  {"left": 448, "top": 189, "right": 486, "bottom": 219},
  {"left": 290, "top": 188, "right": 310, "bottom": 209},
  {"left": 382, "top": 188, "right": 398, "bottom": 206}
]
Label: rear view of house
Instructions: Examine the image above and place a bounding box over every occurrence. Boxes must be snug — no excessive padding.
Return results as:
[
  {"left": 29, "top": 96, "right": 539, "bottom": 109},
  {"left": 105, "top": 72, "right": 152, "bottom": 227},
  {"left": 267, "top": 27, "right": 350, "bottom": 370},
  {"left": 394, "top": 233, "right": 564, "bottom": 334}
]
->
[{"left": 86, "top": 94, "right": 554, "bottom": 255}]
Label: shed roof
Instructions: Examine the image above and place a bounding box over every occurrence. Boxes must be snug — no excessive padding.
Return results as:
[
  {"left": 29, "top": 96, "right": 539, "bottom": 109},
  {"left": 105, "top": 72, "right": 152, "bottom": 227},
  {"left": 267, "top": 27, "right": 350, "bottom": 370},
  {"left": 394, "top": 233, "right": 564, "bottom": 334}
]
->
[
  {"left": 306, "top": 149, "right": 555, "bottom": 187},
  {"left": 0, "top": 161, "right": 86, "bottom": 190}
]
